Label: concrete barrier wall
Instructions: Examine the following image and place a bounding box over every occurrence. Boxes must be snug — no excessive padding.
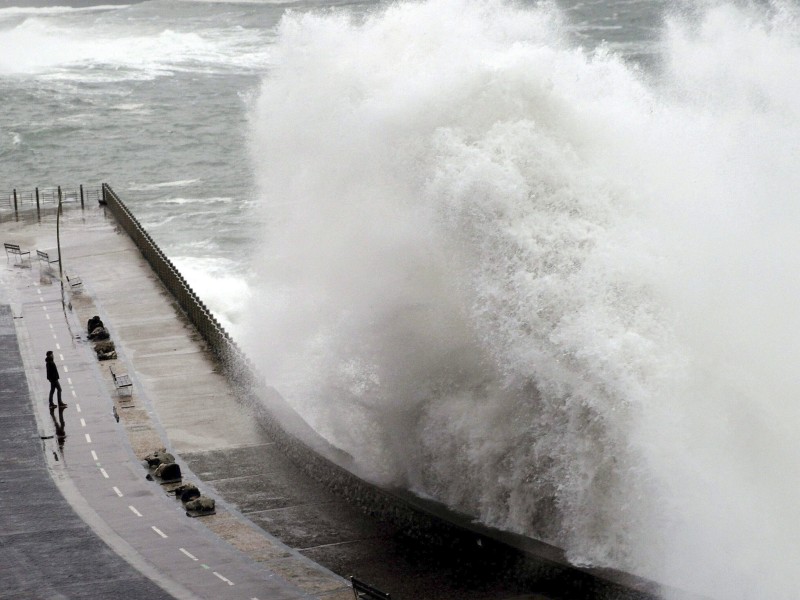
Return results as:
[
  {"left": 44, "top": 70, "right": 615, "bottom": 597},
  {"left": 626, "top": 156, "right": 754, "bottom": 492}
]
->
[
  {"left": 101, "top": 184, "right": 256, "bottom": 382},
  {"left": 101, "top": 183, "right": 659, "bottom": 600}
]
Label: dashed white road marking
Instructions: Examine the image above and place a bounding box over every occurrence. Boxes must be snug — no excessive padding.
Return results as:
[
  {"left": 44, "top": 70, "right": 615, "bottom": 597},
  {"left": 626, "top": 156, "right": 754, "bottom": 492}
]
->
[
  {"left": 179, "top": 548, "right": 198, "bottom": 561},
  {"left": 91, "top": 450, "right": 98, "bottom": 461},
  {"left": 67, "top": 377, "right": 72, "bottom": 384},
  {"left": 63, "top": 365, "right": 68, "bottom": 373},
  {"left": 59, "top": 353, "right": 64, "bottom": 361},
  {"left": 151, "top": 526, "right": 168, "bottom": 539},
  {"left": 80, "top": 418, "right": 86, "bottom": 427},
  {"left": 45, "top": 314, "right": 50, "bottom": 320},
  {"left": 129, "top": 505, "right": 142, "bottom": 517},
  {"left": 37, "top": 289, "right": 41, "bottom": 295},
  {"left": 38, "top": 297, "right": 44, "bottom": 302},
  {"left": 42, "top": 306, "right": 47, "bottom": 311},
  {"left": 48, "top": 323, "right": 53, "bottom": 329},
  {"left": 85, "top": 433, "right": 92, "bottom": 443},
  {"left": 56, "top": 343, "right": 60, "bottom": 350},
  {"left": 99, "top": 468, "right": 109, "bottom": 479},
  {"left": 113, "top": 486, "right": 123, "bottom": 497},
  {"left": 213, "top": 572, "right": 234, "bottom": 586},
  {"left": 72, "top": 390, "right": 77, "bottom": 398}
]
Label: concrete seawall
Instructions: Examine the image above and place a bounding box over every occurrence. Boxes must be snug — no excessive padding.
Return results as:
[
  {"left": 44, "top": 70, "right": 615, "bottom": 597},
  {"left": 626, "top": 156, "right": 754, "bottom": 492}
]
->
[{"left": 0, "top": 190, "right": 666, "bottom": 600}]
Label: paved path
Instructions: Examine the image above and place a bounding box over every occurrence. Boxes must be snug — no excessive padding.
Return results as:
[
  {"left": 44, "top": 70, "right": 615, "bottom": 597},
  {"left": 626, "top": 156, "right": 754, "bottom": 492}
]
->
[
  {"left": 0, "top": 303, "right": 173, "bottom": 599},
  {"left": 0, "top": 280, "right": 331, "bottom": 600}
]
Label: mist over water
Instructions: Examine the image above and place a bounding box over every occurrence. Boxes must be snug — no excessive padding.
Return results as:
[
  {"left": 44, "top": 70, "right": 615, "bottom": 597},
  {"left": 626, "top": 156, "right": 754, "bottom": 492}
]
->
[{"left": 245, "top": 0, "right": 800, "bottom": 597}]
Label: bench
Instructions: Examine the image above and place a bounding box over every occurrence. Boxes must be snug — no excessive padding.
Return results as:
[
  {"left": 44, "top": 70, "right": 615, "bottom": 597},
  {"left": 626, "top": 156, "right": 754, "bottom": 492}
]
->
[
  {"left": 4, "top": 242, "right": 31, "bottom": 265},
  {"left": 65, "top": 272, "right": 82, "bottom": 290},
  {"left": 110, "top": 366, "right": 133, "bottom": 397},
  {"left": 350, "top": 577, "right": 390, "bottom": 600},
  {"left": 37, "top": 249, "right": 59, "bottom": 271}
]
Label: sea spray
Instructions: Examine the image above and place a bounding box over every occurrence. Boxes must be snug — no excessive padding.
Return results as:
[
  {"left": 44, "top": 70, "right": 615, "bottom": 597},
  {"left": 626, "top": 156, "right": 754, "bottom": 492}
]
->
[{"left": 245, "top": 0, "right": 800, "bottom": 597}]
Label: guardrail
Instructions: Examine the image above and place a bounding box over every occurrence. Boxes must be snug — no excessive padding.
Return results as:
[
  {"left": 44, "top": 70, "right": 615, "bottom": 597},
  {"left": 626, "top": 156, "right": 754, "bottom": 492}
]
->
[{"left": 0, "top": 186, "right": 102, "bottom": 215}]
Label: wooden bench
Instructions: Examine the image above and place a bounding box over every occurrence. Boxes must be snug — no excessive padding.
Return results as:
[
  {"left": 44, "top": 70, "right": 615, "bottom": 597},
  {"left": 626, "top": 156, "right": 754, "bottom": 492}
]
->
[
  {"left": 350, "top": 577, "right": 390, "bottom": 600},
  {"left": 110, "top": 366, "right": 133, "bottom": 397},
  {"left": 37, "top": 249, "right": 59, "bottom": 270},
  {"left": 4, "top": 242, "right": 31, "bottom": 265}
]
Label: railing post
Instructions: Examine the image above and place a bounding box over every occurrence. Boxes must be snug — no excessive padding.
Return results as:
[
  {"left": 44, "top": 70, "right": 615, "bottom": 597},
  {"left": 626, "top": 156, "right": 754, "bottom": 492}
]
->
[
  {"left": 80, "top": 184, "right": 84, "bottom": 209},
  {"left": 13, "top": 189, "right": 17, "bottom": 214},
  {"left": 35, "top": 187, "right": 40, "bottom": 214}
]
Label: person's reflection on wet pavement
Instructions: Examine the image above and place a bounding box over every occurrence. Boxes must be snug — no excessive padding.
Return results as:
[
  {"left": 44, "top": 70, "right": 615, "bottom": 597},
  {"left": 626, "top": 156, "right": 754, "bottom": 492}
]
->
[{"left": 49, "top": 404, "right": 66, "bottom": 455}]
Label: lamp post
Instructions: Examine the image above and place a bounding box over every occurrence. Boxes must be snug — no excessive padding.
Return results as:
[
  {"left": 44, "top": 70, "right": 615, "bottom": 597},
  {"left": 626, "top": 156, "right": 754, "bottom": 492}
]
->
[{"left": 57, "top": 187, "right": 65, "bottom": 310}]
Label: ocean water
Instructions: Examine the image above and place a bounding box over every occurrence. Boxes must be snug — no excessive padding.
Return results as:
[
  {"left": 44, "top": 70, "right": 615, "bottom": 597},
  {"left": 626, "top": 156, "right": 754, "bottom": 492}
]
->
[{"left": 3, "top": 0, "right": 800, "bottom": 598}]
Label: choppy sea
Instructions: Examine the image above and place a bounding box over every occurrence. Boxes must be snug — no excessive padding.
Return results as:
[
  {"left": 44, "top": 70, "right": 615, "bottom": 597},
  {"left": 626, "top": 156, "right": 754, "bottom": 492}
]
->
[
  {"left": 0, "top": 0, "right": 663, "bottom": 330},
  {"left": 3, "top": 1, "right": 800, "bottom": 598}
]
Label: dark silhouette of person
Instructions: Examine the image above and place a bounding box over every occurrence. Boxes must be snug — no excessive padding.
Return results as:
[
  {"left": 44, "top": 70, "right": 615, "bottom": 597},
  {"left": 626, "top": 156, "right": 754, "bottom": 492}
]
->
[
  {"left": 46, "top": 350, "right": 67, "bottom": 408},
  {"left": 50, "top": 404, "right": 67, "bottom": 454}
]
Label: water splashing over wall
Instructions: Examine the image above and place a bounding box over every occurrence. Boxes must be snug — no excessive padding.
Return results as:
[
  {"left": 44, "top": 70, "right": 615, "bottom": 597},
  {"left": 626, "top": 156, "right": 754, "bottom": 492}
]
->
[{"left": 245, "top": 1, "right": 800, "bottom": 597}]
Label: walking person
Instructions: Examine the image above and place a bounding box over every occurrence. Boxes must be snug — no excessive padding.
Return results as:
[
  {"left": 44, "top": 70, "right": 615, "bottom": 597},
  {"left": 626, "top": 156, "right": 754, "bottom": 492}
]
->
[{"left": 46, "top": 350, "right": 67, "bottom": 409}]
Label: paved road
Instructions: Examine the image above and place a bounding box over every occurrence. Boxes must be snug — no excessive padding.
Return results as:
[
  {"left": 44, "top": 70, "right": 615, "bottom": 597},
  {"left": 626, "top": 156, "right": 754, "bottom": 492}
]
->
[
  {"left": 0, "top": 303, "right": 173, "bottom": 599},
  {"left": 0, "top": 287, "right": 333, "bottom": 600}
]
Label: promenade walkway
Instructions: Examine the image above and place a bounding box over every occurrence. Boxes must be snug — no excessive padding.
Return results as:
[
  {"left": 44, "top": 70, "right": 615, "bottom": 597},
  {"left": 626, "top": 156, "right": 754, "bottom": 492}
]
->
[
  {"left": 0, "top": 304, "right": 174, "bottom": 599},
  {"left": 0, "top": 205, "right": 351, "bottom": 600}
]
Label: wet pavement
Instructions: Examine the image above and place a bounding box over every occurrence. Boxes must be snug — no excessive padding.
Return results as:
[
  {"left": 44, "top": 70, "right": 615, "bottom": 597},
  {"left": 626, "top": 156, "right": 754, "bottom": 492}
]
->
[{"left": 0, "top": 304, "right": 174, "bottom": 599}]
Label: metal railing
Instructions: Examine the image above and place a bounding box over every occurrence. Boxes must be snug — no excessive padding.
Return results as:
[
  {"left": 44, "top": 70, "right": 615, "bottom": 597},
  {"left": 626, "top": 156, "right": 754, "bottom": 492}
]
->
[{"left": 0, "top": 186, "right": 102, "bottom": 215}]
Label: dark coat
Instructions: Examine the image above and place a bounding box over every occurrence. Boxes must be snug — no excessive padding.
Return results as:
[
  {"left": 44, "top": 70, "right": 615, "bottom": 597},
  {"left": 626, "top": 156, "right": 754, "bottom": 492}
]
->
[{"left": 46, "top": 358, "right": 59, "bottom": 382}]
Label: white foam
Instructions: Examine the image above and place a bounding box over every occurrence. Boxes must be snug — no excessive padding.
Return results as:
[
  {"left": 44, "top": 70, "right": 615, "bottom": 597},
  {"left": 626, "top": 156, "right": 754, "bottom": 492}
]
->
[
  {"left": 127, "top": 180, "right": 199, "bottom": 191},
  {"left": 0, "top": 12, "right": 272, "bottom": 80},
  {"left": 151, "top": 196, "right": 234, "bottom": 205},
  {"left": 244, "top": 0, "right": 800, "bottom": 597},
  {"left": 0, "top": 5, "right": 128, "bottom": 18},
  {"left": 112, "top": 103, "right": 147, "bottom": 112},
  {"left": 173, "top": 256, "right": 251, "bottom": 338}
]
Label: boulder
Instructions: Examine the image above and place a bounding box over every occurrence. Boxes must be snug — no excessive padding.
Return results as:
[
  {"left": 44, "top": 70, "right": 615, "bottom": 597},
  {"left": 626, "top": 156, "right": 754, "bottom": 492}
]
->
[
  {"left": 88, "top": 326, "right": 110, "bottom": 341},
  {"left": 154, "top": 462, "right": 181, "bottom": 481},
  {"left": 174, "top": 483, "right": 200, "bottom": 503},
  {"left": 94, "top": 340, "right": 116, "bottom": 361},
  {"left": 185, "top": 496, "right": 215, "bottom": 513},
  {"left": 144, "top": 449, "right": 175, "bottom": 467},
  {"left": 87, "top": 315, "right": 103, "bottom": 333}
]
